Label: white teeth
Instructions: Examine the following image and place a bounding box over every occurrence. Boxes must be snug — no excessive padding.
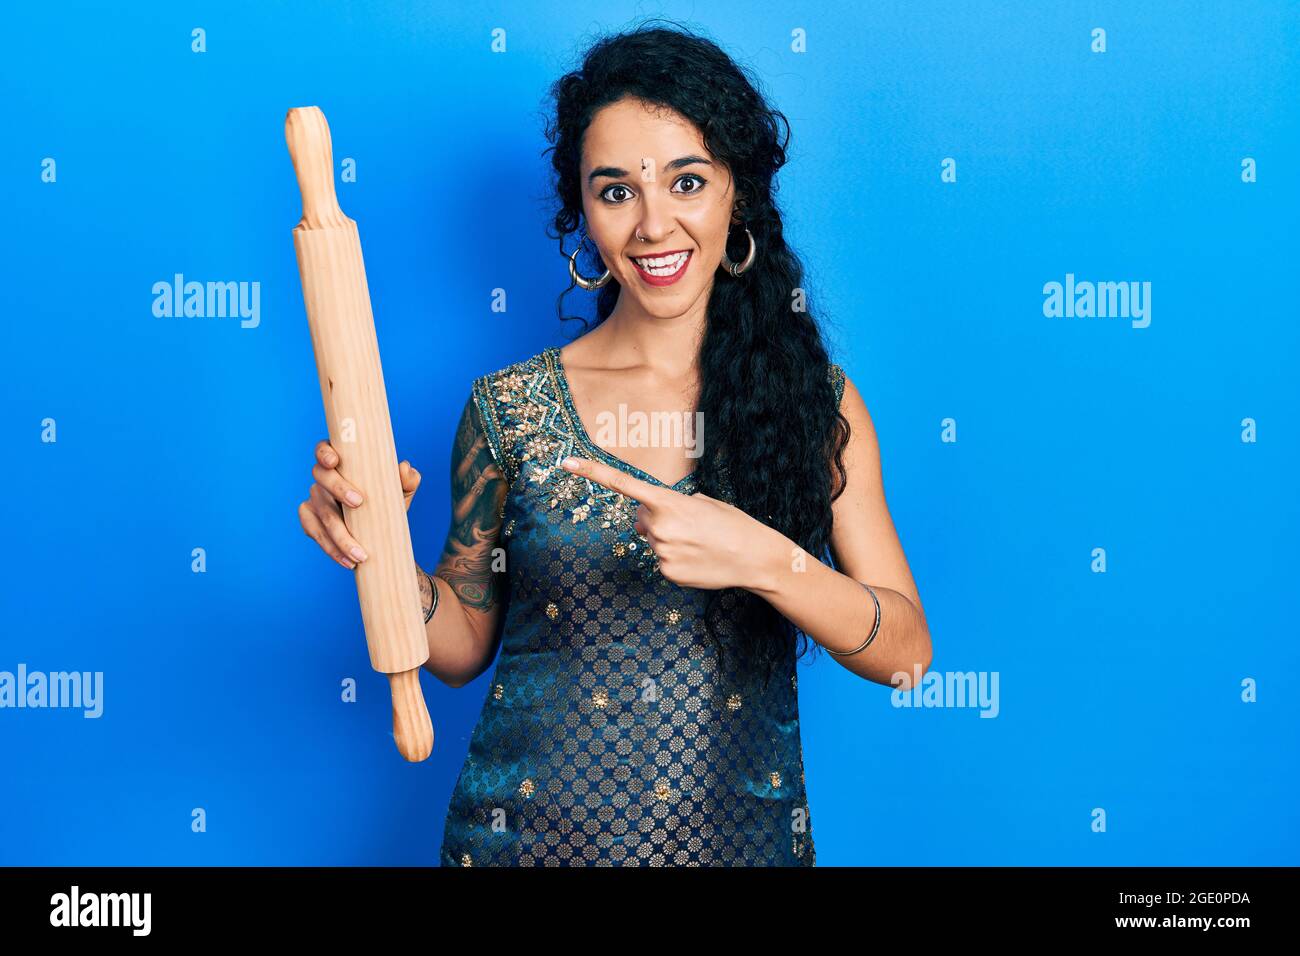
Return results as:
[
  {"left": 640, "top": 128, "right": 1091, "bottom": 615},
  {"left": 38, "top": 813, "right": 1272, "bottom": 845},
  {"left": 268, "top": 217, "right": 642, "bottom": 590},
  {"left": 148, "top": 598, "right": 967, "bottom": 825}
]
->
[{"left": 632, "top": 251, "right": 689, "bottom": 276}]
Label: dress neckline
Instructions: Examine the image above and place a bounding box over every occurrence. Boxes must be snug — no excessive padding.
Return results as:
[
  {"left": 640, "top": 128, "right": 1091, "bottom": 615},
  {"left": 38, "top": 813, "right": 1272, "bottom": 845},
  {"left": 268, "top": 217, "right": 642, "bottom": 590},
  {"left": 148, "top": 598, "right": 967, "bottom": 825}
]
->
[{"left": 544, "top": 346, "right": 699, "bottom": 493}]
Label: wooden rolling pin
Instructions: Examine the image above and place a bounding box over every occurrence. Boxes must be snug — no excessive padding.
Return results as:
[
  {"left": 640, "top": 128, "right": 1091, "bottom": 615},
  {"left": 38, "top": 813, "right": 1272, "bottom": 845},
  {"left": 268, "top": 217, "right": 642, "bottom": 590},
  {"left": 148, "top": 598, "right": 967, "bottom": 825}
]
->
[{"left": 285, "top": 105, "right": 433, "bottom": 762}]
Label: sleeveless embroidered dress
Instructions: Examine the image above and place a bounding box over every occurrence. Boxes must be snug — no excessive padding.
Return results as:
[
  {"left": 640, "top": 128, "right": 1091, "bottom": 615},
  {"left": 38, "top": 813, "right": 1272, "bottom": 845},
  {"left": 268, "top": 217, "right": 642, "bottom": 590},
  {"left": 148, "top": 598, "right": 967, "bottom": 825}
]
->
[{"left": 438, "top": 346, "right": 846, "bottom": 866}]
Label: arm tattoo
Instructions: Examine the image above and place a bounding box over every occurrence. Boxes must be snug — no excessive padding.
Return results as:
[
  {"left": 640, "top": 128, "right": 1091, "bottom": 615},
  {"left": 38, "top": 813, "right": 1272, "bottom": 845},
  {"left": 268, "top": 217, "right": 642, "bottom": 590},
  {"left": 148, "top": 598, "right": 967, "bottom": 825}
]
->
[{"left": 433, "top": 396, "right": 508, "bottom": 612}]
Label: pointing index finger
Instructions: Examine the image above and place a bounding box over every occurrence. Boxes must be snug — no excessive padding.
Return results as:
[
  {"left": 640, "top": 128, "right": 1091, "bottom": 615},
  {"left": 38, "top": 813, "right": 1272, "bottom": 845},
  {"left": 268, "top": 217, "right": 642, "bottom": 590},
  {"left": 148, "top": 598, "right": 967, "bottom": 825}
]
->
[{"left": 561, "top": 456, "right": 667, "bottom": 506}]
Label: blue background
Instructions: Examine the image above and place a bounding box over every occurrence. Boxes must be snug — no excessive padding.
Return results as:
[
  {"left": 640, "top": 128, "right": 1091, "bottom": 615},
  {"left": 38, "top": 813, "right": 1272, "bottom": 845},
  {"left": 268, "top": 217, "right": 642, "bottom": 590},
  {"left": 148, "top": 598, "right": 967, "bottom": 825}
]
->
[{"left": 2, "top": 0, "right": 1296, "bottom": 865}]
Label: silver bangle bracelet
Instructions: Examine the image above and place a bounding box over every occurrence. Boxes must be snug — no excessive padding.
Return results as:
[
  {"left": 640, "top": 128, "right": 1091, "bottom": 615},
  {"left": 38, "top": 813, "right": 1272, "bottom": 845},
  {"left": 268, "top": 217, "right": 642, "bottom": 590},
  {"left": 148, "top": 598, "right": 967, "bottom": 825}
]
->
[
  {"left": 422, "top": 568, "right": 439, "bottom": 623},
  {"left": 826, "top": 582, "right": 881, "bottom": 656}
]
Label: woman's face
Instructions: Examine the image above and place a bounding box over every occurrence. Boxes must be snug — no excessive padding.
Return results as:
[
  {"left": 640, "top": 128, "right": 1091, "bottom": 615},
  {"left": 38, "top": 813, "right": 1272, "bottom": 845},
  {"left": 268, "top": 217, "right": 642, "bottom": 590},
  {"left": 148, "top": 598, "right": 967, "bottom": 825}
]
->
[{"left": 579, "top": 96, "right": 738, "bottom": 320}]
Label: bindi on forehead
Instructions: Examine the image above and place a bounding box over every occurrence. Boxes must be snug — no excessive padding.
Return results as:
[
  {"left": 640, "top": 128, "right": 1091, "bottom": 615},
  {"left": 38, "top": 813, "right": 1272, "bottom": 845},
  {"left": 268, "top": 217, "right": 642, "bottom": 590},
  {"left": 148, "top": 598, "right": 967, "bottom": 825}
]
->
[{"left": 584, "top": 152, "right": 716, "bottom": 187}]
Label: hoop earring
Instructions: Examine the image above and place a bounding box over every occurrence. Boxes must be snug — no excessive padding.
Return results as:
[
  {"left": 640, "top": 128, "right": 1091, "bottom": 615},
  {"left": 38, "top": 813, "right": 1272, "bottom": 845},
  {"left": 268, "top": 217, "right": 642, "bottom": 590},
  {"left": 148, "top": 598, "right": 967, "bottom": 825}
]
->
[
  {"left": 720, "top": 225, "right": 756, "bottom": 277},
  {"left": 567, "top": 230, "right": 611, "bottom": 290}
]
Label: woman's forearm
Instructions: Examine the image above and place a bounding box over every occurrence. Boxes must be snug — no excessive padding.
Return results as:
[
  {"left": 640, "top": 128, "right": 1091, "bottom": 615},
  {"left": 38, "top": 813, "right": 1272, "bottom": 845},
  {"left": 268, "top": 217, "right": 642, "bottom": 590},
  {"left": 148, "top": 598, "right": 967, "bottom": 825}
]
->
[
  {"left": 745, "top": 526, "right": 931, "bottom": 688},
  {"left": 415, "top": 560, "right": 498, "bottom": 688}
]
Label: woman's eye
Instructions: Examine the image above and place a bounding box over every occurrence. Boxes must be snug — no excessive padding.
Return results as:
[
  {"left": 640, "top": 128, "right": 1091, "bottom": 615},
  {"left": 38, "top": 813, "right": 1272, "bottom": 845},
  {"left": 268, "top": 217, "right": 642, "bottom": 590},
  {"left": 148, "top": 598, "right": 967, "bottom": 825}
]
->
[
  {"left": 600, "top": 175, "right": 706, "bottom": 203},
  {"left": 673, "top": 174, "right": 707, "bottom": 194}
]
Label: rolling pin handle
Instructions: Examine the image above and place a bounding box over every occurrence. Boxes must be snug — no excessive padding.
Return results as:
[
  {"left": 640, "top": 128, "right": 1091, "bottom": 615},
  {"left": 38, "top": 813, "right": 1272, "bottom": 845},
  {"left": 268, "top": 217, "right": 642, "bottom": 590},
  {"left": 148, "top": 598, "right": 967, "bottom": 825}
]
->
[
  {"left": 389, "top": 668, "right": 434, "bottom": 762},
  {"left": 285, "top": 106, "right": 346, "bottom": 229}
]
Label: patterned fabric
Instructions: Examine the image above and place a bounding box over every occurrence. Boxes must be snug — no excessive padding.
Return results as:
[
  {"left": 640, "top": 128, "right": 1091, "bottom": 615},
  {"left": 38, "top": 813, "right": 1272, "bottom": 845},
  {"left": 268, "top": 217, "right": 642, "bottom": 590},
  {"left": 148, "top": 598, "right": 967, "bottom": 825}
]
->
[{"left": 439, "top": 347, "right": 846, "bottom": 866}]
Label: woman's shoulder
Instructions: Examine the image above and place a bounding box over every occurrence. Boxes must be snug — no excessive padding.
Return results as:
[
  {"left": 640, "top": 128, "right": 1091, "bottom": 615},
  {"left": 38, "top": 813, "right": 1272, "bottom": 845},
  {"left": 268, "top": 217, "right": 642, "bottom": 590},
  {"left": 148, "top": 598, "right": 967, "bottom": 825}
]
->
[
  {"left": 471, "top": 346, "right": 553, "bottom": 397},
  {"left": 467, "top": 347, "right": 558, "bottom": 486}
]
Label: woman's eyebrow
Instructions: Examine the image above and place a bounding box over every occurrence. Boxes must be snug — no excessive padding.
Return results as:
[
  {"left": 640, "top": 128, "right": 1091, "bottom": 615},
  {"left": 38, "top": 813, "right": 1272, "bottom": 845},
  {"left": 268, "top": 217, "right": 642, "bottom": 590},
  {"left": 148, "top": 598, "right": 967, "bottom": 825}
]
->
[{"left": 587, "top": 155, "right": 714, "bottom": 185}]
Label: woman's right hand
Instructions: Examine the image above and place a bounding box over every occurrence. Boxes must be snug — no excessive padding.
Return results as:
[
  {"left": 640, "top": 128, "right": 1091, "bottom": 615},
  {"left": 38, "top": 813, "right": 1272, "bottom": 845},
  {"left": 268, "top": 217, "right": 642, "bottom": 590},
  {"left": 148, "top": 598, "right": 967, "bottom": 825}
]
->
[{"left": 298, "top": 439, "right": 422, "bottom": 569}]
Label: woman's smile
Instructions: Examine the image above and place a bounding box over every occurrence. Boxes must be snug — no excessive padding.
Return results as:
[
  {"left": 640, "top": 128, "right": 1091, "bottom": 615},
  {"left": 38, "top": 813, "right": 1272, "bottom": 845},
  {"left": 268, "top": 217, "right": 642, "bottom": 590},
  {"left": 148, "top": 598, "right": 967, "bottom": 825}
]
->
[{"left": 628, "top": 248, "right": 693, "bottom": 286}]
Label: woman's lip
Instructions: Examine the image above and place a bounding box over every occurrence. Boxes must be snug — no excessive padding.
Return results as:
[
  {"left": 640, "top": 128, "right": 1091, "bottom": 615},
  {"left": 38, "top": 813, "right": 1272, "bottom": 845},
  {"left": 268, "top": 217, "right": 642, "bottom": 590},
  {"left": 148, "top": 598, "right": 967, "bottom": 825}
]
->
[
  {"left": 629, "top": 248, "right": 692, "bottom": 259},
  {"left": 629, "top": 250, "right": 693, "bottom": 287}
]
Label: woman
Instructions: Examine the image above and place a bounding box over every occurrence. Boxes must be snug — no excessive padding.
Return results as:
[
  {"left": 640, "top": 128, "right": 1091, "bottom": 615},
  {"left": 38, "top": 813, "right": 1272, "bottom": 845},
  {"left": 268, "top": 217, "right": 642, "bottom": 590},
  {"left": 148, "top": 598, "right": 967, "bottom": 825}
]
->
[{"left": 298, "top": 22, "right": 931, "bottom": 866}]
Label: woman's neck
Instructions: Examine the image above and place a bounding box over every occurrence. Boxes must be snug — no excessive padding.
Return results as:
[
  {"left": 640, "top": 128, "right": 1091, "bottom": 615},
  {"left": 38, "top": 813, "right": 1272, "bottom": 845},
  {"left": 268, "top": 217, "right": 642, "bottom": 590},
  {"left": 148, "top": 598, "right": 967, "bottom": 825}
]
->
[{"left": 587, "top": 295, "right": 707, "bottom": 375}]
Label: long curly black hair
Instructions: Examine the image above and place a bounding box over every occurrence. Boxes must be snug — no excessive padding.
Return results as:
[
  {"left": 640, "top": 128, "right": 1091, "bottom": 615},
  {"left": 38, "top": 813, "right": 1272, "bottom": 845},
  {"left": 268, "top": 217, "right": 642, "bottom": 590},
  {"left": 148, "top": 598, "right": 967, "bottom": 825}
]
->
[{"left": 542, "top": 19, "right": 850, "bottom": 683}]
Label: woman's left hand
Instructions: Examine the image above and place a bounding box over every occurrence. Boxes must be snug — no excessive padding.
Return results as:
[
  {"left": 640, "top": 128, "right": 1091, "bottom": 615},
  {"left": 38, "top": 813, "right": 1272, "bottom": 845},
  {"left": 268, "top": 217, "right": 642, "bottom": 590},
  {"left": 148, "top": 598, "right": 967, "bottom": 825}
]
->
[{"left": 559, "top": 455, "right": 781, "bottom": 591}]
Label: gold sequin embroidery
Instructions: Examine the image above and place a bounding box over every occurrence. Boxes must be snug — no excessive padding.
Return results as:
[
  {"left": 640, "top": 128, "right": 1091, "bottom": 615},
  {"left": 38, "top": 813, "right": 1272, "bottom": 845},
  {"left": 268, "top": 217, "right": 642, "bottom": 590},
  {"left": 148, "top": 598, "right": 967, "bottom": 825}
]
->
[{"left": 473, "top": 349, "right": 676, "bottom": 580}]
